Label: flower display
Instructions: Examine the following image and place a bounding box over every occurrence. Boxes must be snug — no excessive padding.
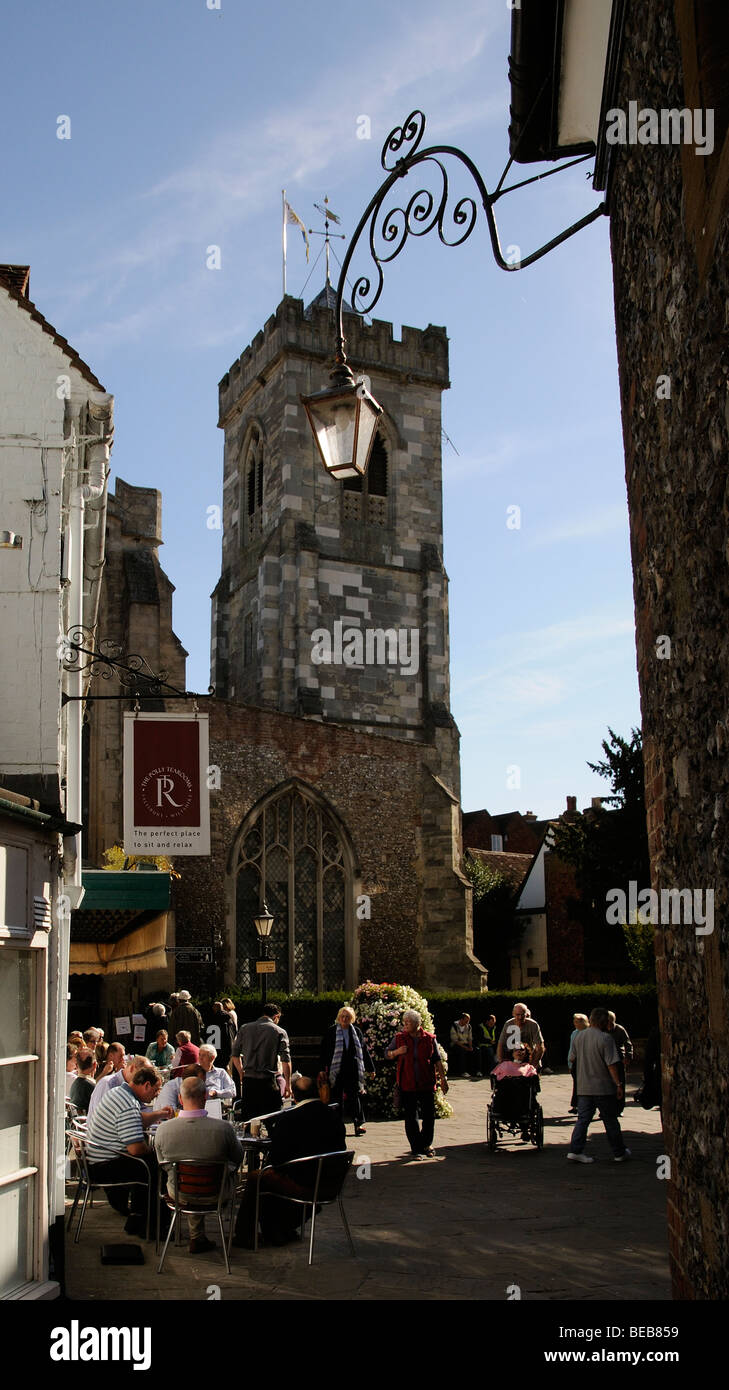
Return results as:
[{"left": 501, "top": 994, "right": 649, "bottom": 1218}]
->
[{"left": 347, "top": 981, "right": 453, "bottom": 1119}]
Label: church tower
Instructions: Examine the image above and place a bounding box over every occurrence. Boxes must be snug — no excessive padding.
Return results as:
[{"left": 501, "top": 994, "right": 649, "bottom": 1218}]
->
[
  {"left": 212, "top": 291, "right": 456, "bottom": 784},
  {"left": 197, "top": 290, "right": 484, "bottom": 993}
]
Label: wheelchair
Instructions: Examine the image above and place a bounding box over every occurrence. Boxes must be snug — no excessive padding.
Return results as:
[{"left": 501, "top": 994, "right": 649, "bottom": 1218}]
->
[{"left": 486, "top": 1073, "right": 544, "bottom": 1150}]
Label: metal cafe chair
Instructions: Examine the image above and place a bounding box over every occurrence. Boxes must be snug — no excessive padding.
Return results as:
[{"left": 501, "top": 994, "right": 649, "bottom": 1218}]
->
[
  {"left": 65, "top": 1131, "right": 152, "bottom": 1243},
  {"left": 253, "top": 1150, "right": 356, "bottom": 1266},
  {"left": 156, "top": 1161, "right": 237, "bottom": 1273}
]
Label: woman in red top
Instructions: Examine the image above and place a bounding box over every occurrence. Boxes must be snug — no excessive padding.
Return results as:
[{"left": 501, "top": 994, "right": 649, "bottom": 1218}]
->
[
  {"left": 386, "top": 1009, "right": 448, "bottom": 1158},
  {"left": 169, "top": 1030, "right": 200, "bottom": 1076}
]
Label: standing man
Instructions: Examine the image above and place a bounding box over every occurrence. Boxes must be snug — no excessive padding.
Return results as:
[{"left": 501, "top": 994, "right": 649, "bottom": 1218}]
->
[
  {"left": 607, "top": 1010, "right": 633, "bottom": 1113},
  {"left": 386, "top": 1008, "right": 449, "bottom": 1159},
  {"left": 231, "top": 1003, "right": 292, "bottom": 1120},
  {"left": 567, "top": 1007, "right": 631, "bottom": 1163},
  {"left": 155, "top": 1074, "right": 243, "bottom": 1255},
  {"left": 496, "top": 1002, "right": 545, "bottom": 1068},
  {"left": 169, "top": 990, "right": 204, "bottom": 1046}
]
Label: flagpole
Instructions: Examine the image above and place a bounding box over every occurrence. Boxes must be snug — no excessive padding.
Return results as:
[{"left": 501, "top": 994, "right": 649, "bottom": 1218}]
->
[{"left": 282, "top": 188, "right": 287, "bottom": 298}]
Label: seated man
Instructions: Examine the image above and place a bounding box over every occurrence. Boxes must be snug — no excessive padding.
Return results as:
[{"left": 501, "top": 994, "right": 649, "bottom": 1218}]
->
[
  {"left": 198, "top": 1044, "right": 237, "bottom": 1098},
  {"left": 155, "top": 1074, "right": 243, "bottom": 1254},
  {"left": 232, "top": 1074, "right": 346, "bottom": 1248},
  {"left": 85, "top": 1062, "right": 170, "bottom": 1236},
  {"left": 158, "top": 1063, "right": 210, "bottom": 1112},
  {"left": 91, "top": 1053, "right": 172, "bottom": 1129},
  {"left": 448, "top": 1013, "right": 478, "bottom": 1077},
  {"left": 146, "top": 1029, "right": 175, "bottom": 1068}
]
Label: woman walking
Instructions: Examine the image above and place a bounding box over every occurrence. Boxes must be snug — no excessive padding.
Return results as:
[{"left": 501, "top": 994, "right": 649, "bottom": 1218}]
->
[
  {"left": 318, "top": 1006, "right": 375, "bottom": 1136},
  {"left": 386, "top": 1009, "right": 448, "bottom": 1158}
]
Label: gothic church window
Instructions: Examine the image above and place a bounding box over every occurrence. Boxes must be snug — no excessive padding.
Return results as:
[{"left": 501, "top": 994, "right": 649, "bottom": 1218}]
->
[
  {"left": 243, "top": 427, "right": 264, "bottom": 541},
  {"left": 235, "top": 785, "right": 349, "bottom": 992},
  {"left": 342, "top": 432, "right": 388, "bottom": 525}
]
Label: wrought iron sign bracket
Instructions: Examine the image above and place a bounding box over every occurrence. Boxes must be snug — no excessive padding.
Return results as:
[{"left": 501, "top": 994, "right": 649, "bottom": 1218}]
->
[
  {"left": 59, "top": 628, "right": 215, "bottom": 705},
  {"left": 333, "top": 109, "right": 607, "bottom": 366}
]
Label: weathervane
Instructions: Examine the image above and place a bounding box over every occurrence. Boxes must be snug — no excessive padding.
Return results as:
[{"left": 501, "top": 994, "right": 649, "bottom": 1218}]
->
[{"left": 309, "top": 196, "right": 346, "bottom": 287}]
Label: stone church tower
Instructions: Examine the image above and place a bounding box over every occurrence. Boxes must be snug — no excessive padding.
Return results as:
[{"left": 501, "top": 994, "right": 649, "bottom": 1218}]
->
[
  {"left": 176, "top": 291, "right": 484, "bottom": 994},
  {"left": 211, "top": 291, "right": 456, "bottom": 782}
]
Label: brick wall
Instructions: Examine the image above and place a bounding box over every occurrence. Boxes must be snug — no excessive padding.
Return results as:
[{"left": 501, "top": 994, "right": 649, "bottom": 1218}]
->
[
  {"left": 544, "top": 854, "right": 584, "bottom": 983},
  {"left": 173, "top": 698, "right": 483, "bottom": 993}
]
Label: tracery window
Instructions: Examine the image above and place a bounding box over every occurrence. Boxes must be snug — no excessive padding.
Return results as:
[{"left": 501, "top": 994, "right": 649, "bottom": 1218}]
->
[
  {"left": 342, "top": 432, "right": 388, "bottom": 525},
  {"left": 243, "top": 427, "right": 264, "bottom": 542},
  {"left": 235, "top": 785, "right": 349, "bottom": 992}
]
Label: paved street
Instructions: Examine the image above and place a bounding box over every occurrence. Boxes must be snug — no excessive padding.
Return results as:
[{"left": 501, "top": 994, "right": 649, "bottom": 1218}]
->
[{"left": 65, "top": 1070, "right": 670, "bottom": 1302}]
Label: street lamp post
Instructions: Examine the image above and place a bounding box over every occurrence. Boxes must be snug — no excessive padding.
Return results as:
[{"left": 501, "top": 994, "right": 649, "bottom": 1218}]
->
[
  {"left": 302, "top": 109, "right": 606, "bottom": 474},
  {"left": 253, "top": 902, "right": 275, "bottom": 1005}
]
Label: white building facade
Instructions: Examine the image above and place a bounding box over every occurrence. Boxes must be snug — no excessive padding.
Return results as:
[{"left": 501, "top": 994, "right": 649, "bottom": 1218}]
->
[{"left": 0, "top": 265, "right": 113, "bottom": 1298}]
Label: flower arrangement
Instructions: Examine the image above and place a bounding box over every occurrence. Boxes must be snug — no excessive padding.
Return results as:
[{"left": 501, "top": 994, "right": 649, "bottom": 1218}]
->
[{"left": 348, "top": 981, "right": 453, "bottom": 1119}]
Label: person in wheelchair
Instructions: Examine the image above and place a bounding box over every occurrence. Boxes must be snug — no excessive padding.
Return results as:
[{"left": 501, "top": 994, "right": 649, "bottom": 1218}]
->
[
  {"left": 491, "top": 1044, "right": 537, "bottom": 1081},
  {"left": 490, "top": 1045, "right": 539, "bottom": 1141}
]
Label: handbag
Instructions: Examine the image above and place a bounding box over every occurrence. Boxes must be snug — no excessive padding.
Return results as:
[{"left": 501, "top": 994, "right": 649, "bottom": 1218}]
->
[{"left": 318, "top": 1078, "right": 331, "bottom": 1104}]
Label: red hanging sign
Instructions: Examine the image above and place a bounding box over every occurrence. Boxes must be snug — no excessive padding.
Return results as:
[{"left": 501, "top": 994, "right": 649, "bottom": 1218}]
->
[{"left": 123, "top": 713, "right": 210, "bottom": 856}]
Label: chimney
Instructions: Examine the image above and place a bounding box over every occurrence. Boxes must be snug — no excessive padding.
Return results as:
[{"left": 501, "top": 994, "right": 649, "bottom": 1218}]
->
[
  {"left": 0, "top": 265, "right": 30, "bottom": 297},
  {"left": 566, "top": 796, "right": 577, "bottom": 812},
  {"left": 523, "top": 811, "right": 537, "bottom": 821}
]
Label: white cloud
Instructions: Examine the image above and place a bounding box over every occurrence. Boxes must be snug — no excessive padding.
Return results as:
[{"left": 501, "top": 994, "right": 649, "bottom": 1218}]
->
[{"left": 49, "top": 0, "right": 509, "bottom": 351}]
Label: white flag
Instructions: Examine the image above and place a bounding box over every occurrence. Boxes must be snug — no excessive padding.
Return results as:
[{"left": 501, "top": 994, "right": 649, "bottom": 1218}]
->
[{"left": 284, "top": 200, "right": 310, "bottom": 260}]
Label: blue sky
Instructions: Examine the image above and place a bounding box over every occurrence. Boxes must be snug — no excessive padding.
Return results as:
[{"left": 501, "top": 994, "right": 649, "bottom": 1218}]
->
[{"left": 3, "top": 0, "right": 641, "bottom": 818}]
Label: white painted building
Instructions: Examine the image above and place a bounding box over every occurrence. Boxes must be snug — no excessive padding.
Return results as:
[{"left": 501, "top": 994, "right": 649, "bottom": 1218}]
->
[
  {"left": 510, "top": 828, "right": 556, "bottom": 990},
  {"left": 0, "top": 265, "right": 113, "bottom": 1298}
]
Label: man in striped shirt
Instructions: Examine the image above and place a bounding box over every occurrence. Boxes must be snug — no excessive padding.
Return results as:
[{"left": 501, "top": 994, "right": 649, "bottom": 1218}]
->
[{"left": 85, "top": 1062, "right": 168, "bottom": 1236}]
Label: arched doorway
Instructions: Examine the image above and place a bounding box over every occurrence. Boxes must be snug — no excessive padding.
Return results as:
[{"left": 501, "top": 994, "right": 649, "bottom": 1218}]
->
[{"left": 232, "top": 782, "right": 356, "bottom": 992}]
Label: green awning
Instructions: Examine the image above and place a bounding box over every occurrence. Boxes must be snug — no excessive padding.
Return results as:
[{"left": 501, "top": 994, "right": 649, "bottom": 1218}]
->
[{"left": 79, "top": 870, "right": 172, "bottom": 912}]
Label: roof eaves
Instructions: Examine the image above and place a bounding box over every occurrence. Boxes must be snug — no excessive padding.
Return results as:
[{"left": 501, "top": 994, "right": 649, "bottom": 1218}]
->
[
  {"left": 0, "top": 271, "right": 106, "bottom": 393},
  {"left": 508, "top": 0, "right": 597, "bottom": 164}
]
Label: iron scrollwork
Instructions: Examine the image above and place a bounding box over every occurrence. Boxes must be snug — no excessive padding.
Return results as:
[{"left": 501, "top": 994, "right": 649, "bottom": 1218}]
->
[
  {"left": 61, "top": 626, "right": 176, "bottom": 695},
  {"left": 60, "top": 627, "right": 214, "bottom": 702},
  {"left": 334, "top": 109, "right": 606, "bottom": 363}
]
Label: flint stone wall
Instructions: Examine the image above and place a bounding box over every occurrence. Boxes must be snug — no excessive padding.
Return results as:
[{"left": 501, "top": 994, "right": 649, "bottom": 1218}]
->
[{"left": 610, "top": 0, "right": 729, "bottom": 1298}]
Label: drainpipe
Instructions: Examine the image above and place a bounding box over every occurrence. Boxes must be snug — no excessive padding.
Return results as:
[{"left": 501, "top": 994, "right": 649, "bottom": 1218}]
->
[
  {"left": 52, "top": 436, "right": 108, "bottom": 1222},
  {"left": 65, "top": 439, "right": 107, "bottom": 857}
]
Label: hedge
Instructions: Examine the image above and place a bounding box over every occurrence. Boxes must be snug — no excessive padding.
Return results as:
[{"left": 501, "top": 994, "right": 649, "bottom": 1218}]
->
[
  {"left": 426, "top": 984, "right": 658, "bottom": 1064},
  {"left": 192, "top": 982, "right": 657, "bottom": 1067}
]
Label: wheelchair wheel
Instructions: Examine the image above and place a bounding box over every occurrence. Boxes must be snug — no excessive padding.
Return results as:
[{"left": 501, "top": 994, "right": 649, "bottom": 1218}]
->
[
  {"left": 535, "top": 1106, "right": 544, "bottom": 1149},
  {"left": 487, "top": 1108, "right": 498, "bottom": 1151}
]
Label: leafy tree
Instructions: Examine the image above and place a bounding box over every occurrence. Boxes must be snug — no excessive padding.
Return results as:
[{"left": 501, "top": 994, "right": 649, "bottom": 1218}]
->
[{"left": 551, "top": 728, "right": 653, "bottom": 981}]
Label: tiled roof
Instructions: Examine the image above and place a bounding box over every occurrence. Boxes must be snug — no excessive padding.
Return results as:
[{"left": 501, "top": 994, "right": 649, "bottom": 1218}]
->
[
  {"left": 466, "top": 848, "right": 534, "bottom": 891},
  {"left": 0, "top": 264, "right": 106, "bottom": 392},
  {"left": 305, "top": 282, "right": 355, "bottom": 317}
]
